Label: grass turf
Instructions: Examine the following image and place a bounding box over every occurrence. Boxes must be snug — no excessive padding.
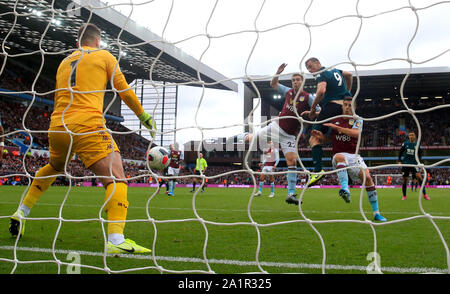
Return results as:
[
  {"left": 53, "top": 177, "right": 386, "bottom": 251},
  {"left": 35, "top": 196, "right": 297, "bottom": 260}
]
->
[{"left": 0, "top": 185, "right": 448, "bottom": 274}]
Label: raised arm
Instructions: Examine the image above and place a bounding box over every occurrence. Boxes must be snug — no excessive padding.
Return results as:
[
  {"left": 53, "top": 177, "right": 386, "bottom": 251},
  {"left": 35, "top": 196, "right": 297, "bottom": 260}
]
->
[
  {"left": 106, "top": 53, "right": 156, "bottom": 137},
  {"left": 342, "top": 70, "right": 353, "bottom": 92},
  {"left": 309, "top": 81, "right": 326, "bottom": 119},
  {"left": 270, "top": 63, "right": 287, "bottom": 89}
]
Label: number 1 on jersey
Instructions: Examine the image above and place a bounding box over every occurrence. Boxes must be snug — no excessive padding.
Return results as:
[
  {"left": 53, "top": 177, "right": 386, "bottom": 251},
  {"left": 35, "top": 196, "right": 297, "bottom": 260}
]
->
[{"left": 70, "top": 60, "right": 78, "bottom": 87}]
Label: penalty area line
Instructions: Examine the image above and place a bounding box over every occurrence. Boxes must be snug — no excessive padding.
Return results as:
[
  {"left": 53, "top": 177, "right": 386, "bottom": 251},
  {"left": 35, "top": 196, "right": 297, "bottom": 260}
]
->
[{"left": 0, "top": 245, "right": 446, "bottom": 274}]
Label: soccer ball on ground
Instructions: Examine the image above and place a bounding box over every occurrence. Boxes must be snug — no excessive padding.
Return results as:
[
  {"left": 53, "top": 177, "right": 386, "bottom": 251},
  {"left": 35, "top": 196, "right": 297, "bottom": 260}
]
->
[{"left": 147, "top": 146, "right": 171, "bottom": 170}]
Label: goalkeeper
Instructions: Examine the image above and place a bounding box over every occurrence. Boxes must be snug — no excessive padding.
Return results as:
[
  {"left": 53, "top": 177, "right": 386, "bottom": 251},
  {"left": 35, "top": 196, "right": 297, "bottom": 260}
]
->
[{"left": 9, "top": 23, "right": 156, "bottom": 254}]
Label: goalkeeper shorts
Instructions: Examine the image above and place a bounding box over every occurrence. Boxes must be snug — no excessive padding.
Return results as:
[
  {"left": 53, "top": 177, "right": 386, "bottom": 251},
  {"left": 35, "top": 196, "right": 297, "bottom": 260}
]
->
[{"left": 48, "top": 124, "right": 119, "bottom": 169}]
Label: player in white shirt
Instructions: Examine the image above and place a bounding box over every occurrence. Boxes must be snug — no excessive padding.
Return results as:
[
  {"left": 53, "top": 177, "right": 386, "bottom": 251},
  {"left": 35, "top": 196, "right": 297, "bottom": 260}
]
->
[{"left": 255, "top": 141, "right": 279, "bottom": 198}]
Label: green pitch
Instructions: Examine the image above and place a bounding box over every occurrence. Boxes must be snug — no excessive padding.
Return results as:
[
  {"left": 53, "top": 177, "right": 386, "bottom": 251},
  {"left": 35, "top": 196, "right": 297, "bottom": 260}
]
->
[{"left": 0, "top": 185, "right": 449, "bottom": 274}]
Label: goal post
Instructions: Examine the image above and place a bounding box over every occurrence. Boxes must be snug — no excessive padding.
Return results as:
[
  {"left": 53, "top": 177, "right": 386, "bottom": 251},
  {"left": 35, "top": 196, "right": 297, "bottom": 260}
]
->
[{"left": 373, "top": 174, "right": 404, "bottom": 187}]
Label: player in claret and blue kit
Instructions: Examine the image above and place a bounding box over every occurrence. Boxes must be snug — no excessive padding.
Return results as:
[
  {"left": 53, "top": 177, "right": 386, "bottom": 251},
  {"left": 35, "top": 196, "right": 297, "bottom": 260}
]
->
[
  {"left": 230, "top": 63, "right": 318, "bottom": 205},
  {"left": 312, "top": 97, "right": 387, "bottom": 222},
  {"left": 255, "top": 141, "right": 279, "bottom": 198},
  {"left": 167, "top": 143, "right": 183, "bottom": 197}
]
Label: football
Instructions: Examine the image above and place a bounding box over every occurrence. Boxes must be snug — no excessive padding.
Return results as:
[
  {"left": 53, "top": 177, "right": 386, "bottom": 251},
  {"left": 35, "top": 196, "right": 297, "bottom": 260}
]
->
[{"left": 147, "top": 146, "right": 171, "bottom": 170}]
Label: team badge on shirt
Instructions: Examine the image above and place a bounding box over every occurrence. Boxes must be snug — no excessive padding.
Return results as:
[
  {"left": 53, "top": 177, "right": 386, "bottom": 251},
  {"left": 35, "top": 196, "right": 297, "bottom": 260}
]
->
[{"left": 349, "top": 119, "right": 354, "bottom": 126}]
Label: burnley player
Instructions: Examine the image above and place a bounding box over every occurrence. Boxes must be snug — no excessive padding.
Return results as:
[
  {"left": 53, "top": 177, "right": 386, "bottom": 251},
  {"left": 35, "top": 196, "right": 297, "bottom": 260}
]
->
[
  {"left": 305, "top": 57, "right": 353, "bottom": 187},
  {"left": 233, "top": 63, "right": 317, "bottom": 205},
  {"left": 167, "top": 143, "right": 182, "bottom": 197},
  {"left": 255, "top": 141, "right": 279, "bottom": 198},
  {"left": 312, "top": 97, "right": 387, "bottom": 222},
  {"left": 398, "top": 132, "right": 430, "bottom": 201}
]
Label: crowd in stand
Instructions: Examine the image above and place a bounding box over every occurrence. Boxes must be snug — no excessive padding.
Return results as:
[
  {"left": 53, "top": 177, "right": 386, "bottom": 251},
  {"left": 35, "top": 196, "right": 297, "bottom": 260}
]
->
[{"left": 2, "top": 149, "right": 449, "bottom": 186}]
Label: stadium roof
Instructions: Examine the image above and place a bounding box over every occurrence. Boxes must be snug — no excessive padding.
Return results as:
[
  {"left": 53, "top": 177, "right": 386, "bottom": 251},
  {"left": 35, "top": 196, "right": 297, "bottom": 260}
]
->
[
  {"left": 0, "top": 0, "right": 238, "bottom": 92},
  {"left": 243, "top": 66, "right": 450, "bottom": 113}
]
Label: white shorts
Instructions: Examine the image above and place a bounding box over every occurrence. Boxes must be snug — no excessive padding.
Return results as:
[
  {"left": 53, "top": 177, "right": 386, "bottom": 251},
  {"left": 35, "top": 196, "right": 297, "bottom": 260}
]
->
[
  {"left": 254, "top": 122, "right": 297, "bottom": 155},
  {"left": 167, "top": 167, "right": 180, "bottom": 176},
  {"left": 261, "top": 165, "right": 275, "bottom": 174},
  {"left": 332, "top": 153, "right": 367, "bottom": 182}
]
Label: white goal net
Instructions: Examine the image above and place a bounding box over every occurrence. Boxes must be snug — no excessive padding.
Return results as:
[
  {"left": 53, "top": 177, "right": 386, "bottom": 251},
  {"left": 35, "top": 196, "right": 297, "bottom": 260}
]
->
[{"left": 0, "top": 0, "right": 449, "bottom": 276}]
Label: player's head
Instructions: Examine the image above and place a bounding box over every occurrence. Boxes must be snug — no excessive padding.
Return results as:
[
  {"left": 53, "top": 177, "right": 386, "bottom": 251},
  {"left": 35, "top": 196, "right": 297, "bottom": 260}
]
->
[
  {"left": 305, "top": 57, "right": 321, "bottom": 73},
  {"left": 169, "top": 144, "right": 174, "bottom": 151},
  {"left": 199, "top": 152, "right": 203, "bottom": 158},
  {"left": 291, "top": 73, "right": 303, "bottom": 92},
  {"left": 78, "top": 23, "right": 101, "bottom": 48},
  {"left": 342, "top": 97, "right": 354, "bottom": 115},
  {"left": 408, "top": 132, "right": 417, "bottom": 142}
]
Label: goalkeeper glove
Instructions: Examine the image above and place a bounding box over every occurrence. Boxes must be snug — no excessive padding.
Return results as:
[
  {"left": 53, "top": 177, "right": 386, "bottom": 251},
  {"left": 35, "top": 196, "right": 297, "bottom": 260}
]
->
[{"left": 138, "top": 111, "right": 157, "bottom": 138}]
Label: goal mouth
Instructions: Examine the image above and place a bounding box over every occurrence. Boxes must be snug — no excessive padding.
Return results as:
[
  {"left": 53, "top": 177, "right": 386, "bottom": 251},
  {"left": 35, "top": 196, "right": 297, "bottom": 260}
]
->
[{"left": 0, "top": 0, "right": 449, "bottom": 277}]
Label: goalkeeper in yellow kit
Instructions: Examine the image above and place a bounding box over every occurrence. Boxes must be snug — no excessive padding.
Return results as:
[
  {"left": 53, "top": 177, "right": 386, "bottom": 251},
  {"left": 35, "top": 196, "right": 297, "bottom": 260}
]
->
[{"left": 9, "top": 23, "right": 156, "bottom": 254}]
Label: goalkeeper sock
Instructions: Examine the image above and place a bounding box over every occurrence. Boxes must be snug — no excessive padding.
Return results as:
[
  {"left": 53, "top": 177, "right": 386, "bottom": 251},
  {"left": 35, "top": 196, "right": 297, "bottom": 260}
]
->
[
  {"left": 104, "top": 182, "right": 128, "bottom": 236},
  {"left": 259, "top": 181, "right": 263, "bottom": 192},
  {"left": 366, "top": 185, "right": 379, "bottom": 214},
  {"left": 402, "top": 183, "right": 407, "bottom": 196},
  {"left": 23, "top": 164, "right": 59, "bottom": 209},
  {"left": 336, "top": 162, "right": 349, "bottom": 191},
  {"left": 19, "top": 203, "right": 31, "bottom": 217},
  {"left": 270, "top": 182, "right": 275, "bottom": 194},
  {"left": 108, "top": 233, "right": 125, "bottom": 245},
  {"left": 312, "top": 145, "right": 323, "bottom": 172},
  {"left": 287, "top": 166, "right": 297, "bottom": 195}
]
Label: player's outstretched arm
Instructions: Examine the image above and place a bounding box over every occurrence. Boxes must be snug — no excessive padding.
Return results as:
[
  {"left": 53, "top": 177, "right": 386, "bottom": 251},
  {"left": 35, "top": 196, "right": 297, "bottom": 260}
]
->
[
  {"left": 311, "top": 129, "right": 329, "bottom": 144},
  {"left": 106, "top": 52, "right": 156, "bottom": 137},
  {"left": 323, "top": 123, "right": 359, "bottom": 138},
  {"left": 270, "top": 63, "right": 287, "bottom": 89},
  {"left": 342, "top": 71, "right": 353, "bottom": 92},
  {"left": 309, "top": 82, "right": 326, "bottom": 119}
]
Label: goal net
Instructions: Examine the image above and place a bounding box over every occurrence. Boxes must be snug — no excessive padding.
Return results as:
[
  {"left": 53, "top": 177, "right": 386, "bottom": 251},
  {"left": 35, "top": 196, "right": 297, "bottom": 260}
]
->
[{"left": 0, "top": 0, "right": 449, "bottom": 276}]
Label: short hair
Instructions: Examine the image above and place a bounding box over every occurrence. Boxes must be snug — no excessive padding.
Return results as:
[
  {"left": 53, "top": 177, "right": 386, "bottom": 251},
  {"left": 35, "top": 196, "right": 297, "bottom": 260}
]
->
[
  {"left": 305, "top": 57, "right": 320, "bottom": 66},
  {"left": 78, "top": 23, "right": 101, "bottom": 46},
  {"left": 343, "top": 96, "right": 356, "bottom": 108},
  {"left": 292, "top": 73, "right": 303, "bottom": 79}
]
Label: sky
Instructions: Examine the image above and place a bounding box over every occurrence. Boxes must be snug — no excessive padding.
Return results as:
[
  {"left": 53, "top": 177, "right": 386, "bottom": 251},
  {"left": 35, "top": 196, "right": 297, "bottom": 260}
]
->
[{"left": 104, "top": 0, "right": 450, "bottom": 148}]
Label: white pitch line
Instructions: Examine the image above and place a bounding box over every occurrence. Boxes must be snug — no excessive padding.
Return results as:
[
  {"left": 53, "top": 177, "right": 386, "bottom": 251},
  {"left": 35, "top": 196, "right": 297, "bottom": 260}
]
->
[
  {"left": 0, "top": 201, "right": 446, "bottom": 216},
  {"left": 0, "top": 245, "right": 446, "bottom": 274}
]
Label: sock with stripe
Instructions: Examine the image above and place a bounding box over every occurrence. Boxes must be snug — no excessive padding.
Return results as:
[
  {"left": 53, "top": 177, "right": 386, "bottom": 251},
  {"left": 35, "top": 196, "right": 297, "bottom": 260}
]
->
[
  {"left": 366, "top": 185, "right": 380, "bottom": 214},
  {"left": 336, "top": 162, "right": 349, "bottom": 191}
]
